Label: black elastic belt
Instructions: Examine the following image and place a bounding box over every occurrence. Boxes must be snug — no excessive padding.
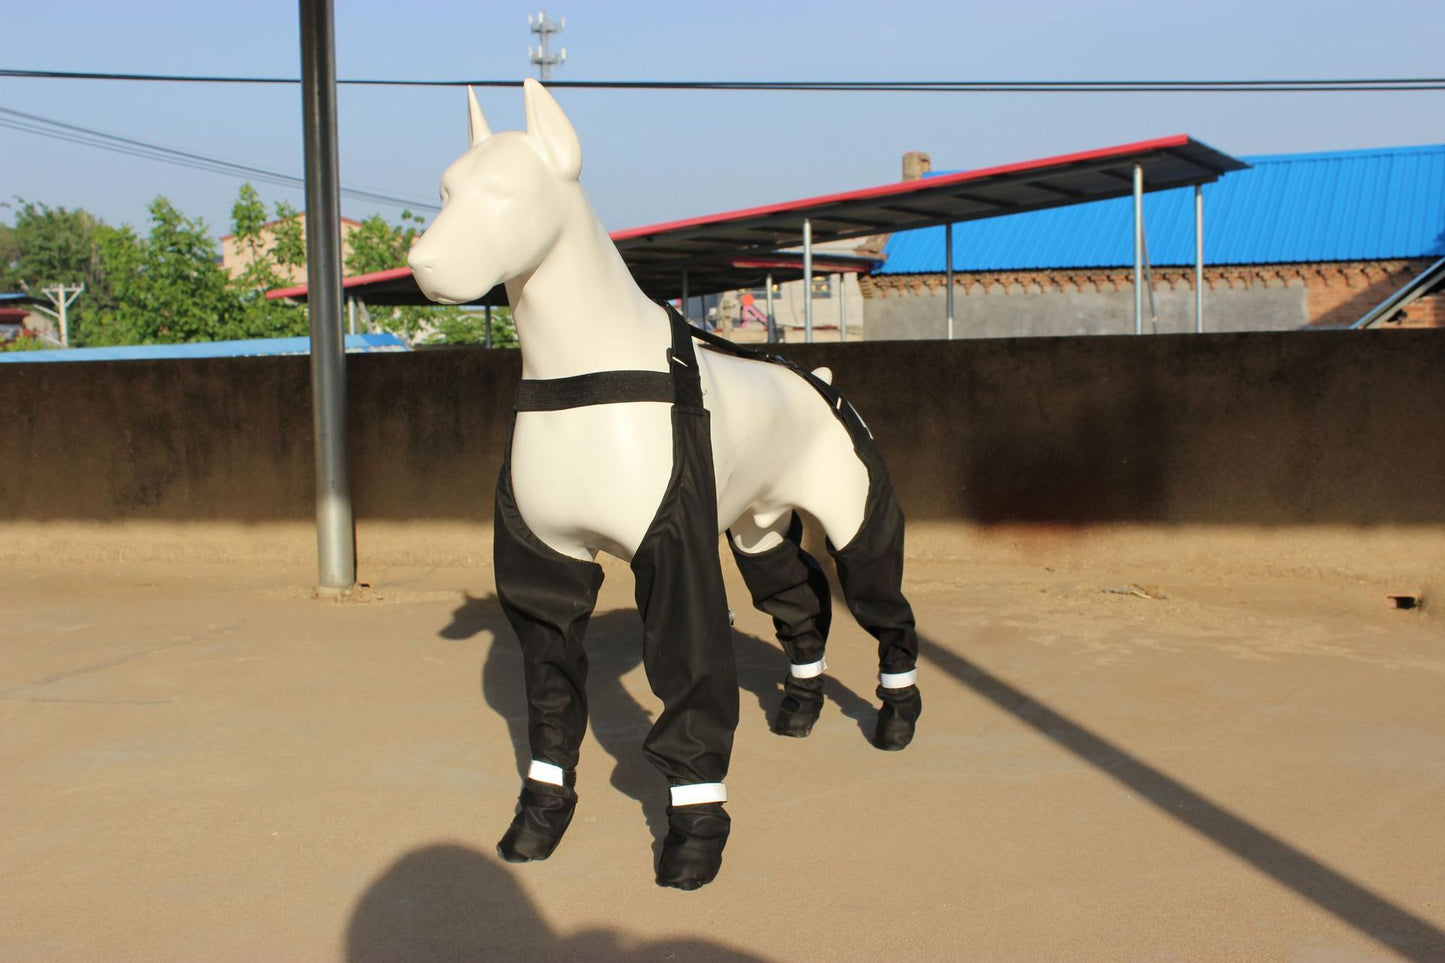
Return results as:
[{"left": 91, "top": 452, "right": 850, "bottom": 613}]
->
[{"left": 515, "top": 369, "right": 675, "bottom": 411}]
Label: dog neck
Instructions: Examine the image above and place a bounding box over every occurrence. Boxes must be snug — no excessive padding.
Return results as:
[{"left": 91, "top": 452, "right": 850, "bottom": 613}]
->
[{"left": 506, "top": 188, "right": 668, "bottom": 381}]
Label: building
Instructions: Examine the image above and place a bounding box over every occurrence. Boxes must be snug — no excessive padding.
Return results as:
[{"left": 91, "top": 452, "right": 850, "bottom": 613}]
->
[
  {"left": 861, "top": 144, "right": 1445, "bottom": 339},
  {"left": 220, "top": 213, "right": 362, "bottom": 285}
]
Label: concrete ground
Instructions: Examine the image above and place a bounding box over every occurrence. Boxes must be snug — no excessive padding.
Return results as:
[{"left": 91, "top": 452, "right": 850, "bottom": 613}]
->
[{"left": 2, "top": 526, "right": 1443, "bottom": 961}]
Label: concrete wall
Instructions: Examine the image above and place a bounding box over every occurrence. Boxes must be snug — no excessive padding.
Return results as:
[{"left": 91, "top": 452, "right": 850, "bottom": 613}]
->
[
  {"left": 1, "top": 331, "right": 1441, "bottom": 540},
  {"left": 864, "top": 287, "right": 1308, "bottom": 340}
]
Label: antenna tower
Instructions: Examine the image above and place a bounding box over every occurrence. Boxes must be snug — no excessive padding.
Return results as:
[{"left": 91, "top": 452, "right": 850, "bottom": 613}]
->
[{"left": 528, "top": 11, "right": 566, "bottom": 80}]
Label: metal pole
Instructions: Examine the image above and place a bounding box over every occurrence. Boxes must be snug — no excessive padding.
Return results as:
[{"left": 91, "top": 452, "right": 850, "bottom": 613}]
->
[
  {"left": 945, "top": 223, "right": 955, "bottom": 340},
  {"left": 346, "top": 294, "right": 355, "bottom": 335},
  {"left": 1133, "top": 164, "right": 1144, "bottom": 336},
  {"left": 838, "top": 272, "right": 847, "bottom": 342},
  {"left": 485, "top": 303, "right": 493, "bottom": 349},
  {"left": 299, "top": 0, "right": 355, "bottom": 591},
  {"left": 765, "top": 271, "right": 776, "bottom": 342},
  {"left": 681, "top": 269, "right": 689, "bottom": 321},
  {"left": 1194, "top": 184, "right": 1204, "bottom": 334},
  {"left": 803, "top": 218, "right": 813, "bottom": 343}
]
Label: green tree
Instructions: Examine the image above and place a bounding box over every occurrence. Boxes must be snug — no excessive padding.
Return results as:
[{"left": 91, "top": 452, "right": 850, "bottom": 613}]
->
[
  {"left": 90, "top": 197, "right": 240, "bottom": 344},
  {"left": 0, "top": 200, "right": 117, "bottom": 345},
  {"left": 422, "top": 306, "right": 519, "bottom": 348},
  {"left": 345, "top": 210, "right": 426, "bottom": 276},
  {"left": 226, "top": 183, "right": 307, "bottom": 338},
  {"left": 0, "top": 334, "right": 48, "bottom": 352}
]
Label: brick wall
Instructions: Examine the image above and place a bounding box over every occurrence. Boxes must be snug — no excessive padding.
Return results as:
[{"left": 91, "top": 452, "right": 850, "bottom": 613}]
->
[
  {"left": 861, "top": 258, "right": 1438, "bottom": 330},
  {"left": 1389, "top": 291, "right": 1445, "bottom": 328}
]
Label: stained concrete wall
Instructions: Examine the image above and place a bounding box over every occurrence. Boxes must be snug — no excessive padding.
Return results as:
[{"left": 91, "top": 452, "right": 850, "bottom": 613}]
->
[
  {"left": 864, "top": 287, "right": 1309, "bottom": 340},
  {"left": 1, "top": 331, "right": 1441, "bottom": 537}
]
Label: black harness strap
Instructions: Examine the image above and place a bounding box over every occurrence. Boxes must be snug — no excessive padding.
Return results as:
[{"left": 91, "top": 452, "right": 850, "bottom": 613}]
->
[
  {"left": 515, "top": 370, "right": 673, "bottom": 411},
  {"left": 510, "top": 303, "right": 860, "bottom": 438}
]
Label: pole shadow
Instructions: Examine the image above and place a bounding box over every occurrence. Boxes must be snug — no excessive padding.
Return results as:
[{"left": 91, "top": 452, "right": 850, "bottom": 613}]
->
[
  {"left": 915, "top": 634, "right": 1445, "bottom": 961},
  {"left": 345, "top": 843, "right": 772, "bottom": 962},
  {"left": 439, "top": 592, "right": 876, "bottom": 857}
]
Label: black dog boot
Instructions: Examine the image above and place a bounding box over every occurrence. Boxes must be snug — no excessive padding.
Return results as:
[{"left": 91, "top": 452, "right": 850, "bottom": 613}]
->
[
  {"left": 497, "top": 779, "right": 578, "bottom": 863},
  {"left": 771, "top": 673, "right": 825, "bottom": 737},
  {"left": 655, "top": 802, "right": 731, "bottom": 891},
  {"left": 873, "top": 683, "right": 922, "bottom": 751}
]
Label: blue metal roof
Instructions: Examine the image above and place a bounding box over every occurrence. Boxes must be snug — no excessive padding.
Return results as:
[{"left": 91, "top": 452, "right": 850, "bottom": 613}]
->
[
  {"left": 0, "top": 333, "right": 407, "bottom": 363},
  {"left": 879, "top": 144, "right": 1445, "bottom": 273}
]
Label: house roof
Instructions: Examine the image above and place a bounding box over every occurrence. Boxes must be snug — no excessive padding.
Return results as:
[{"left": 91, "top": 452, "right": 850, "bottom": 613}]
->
[
  {"left": 878, "top": 144, "right": 1445, "bottom": 273},
  {"left": 268, "top": 134, "right": 1243, "bottom": 305}
]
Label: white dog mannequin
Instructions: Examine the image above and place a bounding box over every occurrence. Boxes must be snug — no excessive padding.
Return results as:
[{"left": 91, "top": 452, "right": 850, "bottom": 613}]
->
[{"left": 409, "top": 80, "right": 921, "bottom": 890}]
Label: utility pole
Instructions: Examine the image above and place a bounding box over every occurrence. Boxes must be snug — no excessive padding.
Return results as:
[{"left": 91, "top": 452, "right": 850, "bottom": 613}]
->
[
  {"left": 35, "top": 283, "right": 84, "bottom": 347},
  {"left": 528, "top": 10, "right": 565, "bottom": 80}
]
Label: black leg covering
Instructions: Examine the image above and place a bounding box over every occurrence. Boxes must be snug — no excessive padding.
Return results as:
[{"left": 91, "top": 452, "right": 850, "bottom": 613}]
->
[
  {"left": 874, "top": 684, "right": 923, "bottom": 751},
  {"left": 632, "top": 406, "right": 739, "bottom": 890},
  {"left": 497, "top": 779, "right": 578, "bottom": 863},
  {"left": 729, "top": 513, "right": 832, "bottom": 737},
  {"left": 493, "top": 446, "right": 604, "bottom": 860},
  {"left": 656, "top": 803, "right": 731, "bottom": 891},
  {"left": 772, "top": 674, "right": 824, "bottom": 737},
  {"left": 632, "top": 408, "right": 739, "bottom": 787},
  {"left": 830, "top": 463, "right": 923, "bottom": 751}
]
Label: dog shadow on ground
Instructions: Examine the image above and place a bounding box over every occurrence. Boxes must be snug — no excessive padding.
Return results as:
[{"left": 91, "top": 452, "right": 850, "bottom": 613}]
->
[
  {"left": 438, "top": 591, "right": 876, "bottom": 852},
  {"left": 345, "top": 842, "right": 771, "bottom": 962}
]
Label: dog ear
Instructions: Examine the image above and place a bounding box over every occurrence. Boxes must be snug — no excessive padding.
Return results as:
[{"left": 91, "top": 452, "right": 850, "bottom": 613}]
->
[
  {"left": 467, "top": 86, "right": 492, "bottom": 148},
  {"left": 523, "top": 78, "right": 582, "bottom": 180}
]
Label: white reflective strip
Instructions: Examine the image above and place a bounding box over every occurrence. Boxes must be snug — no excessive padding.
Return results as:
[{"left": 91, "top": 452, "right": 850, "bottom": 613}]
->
[
  {"left": 790, "top": 658, "right": 827, "bottom": 679},
  {"left": 670, "top": 782, "right": 727, "bottom": 806},
  {"left": 527, "top": 760, "right": 565, "bottom": 786},
  {"left": 879, "top": 668, "right": 918, "bottom": 688}
]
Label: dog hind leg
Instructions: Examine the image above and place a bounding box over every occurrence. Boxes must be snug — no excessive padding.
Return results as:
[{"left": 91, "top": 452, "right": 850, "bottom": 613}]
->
[
  {"left": 828, "top": 461, "right": 923, "bottom": 751},
  {"left": 730, "top": 511, "right": 832, "bottom": 737}
]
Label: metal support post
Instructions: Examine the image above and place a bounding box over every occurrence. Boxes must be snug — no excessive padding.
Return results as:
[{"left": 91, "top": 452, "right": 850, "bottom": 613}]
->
[
  {"left": 299, "top": 0, "right": 355, "bottom": 591},
  {"left": 1194, "top": 184, "right": 1204, "bottom": 334},
  {"left": 765, "top": 271, "right": 776, "bottom": 342},
  {"left": 1133, "top": 164, "right": 1144, "bottom": 336},
  {"left": 838, "top": 272, "right": 847, "bottom": 342},
  {"left": 945, "top": 223, "right": 955, "bottom": 340},
  {"left": 485, "top": 303, "right": 493, "bottom": 349},
  {"left": 346, "top": 294, "right": 356, "bottom": 335},
  {"left": 803, "top": 218, "right": 813, "bottom": 343}
]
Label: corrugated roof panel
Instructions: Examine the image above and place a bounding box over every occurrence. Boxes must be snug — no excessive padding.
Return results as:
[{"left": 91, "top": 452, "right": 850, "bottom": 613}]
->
[
  {"left": 879, "top": 144, "right": 1445, "bottom": 273},
  {"left": 0, "top": 333, "right": 408, "bottom": 364}
]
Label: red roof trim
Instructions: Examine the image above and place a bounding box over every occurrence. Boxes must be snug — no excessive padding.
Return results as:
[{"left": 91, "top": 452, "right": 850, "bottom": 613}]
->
[
  {"left": 267, "top": 134, "right": 1215, "bottom": 300},
  {"left": 267, "top": 265, "right": 414, "bottom": 300},
  {"left": 612, "top": 134, "right": 1195, "bottom": 240}
]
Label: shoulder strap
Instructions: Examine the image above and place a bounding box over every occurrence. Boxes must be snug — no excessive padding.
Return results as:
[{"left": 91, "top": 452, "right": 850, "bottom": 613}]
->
[
  {"left": 514, "top": 370, "right": 674, "bottom": 411},
  {"left": 664, "top": 301, "right": 705, "bottom": 411}
]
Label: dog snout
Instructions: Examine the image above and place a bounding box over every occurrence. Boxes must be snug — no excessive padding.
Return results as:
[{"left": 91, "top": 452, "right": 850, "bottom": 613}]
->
[{"left": 407, "top": 245, "right": 435, "bottom": 274}]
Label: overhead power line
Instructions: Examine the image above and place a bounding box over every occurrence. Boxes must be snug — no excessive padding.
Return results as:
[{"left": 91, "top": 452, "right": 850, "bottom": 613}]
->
[
  {"left": 2, "top": 68, "right": 1444, "bottom": 91},
  {"left": 0, "top": 106, "right": 439, "bottom": 213}
]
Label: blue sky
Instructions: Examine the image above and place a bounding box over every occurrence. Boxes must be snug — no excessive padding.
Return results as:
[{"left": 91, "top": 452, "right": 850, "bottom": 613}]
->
[{"left": 3, "top": 0, "right": 1443, "bottom": 241}]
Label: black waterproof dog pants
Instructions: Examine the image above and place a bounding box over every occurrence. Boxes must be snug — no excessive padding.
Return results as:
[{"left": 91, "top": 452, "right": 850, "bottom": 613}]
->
[{"left": 493, "top": 307, "right": 737, "bottom": 888}]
